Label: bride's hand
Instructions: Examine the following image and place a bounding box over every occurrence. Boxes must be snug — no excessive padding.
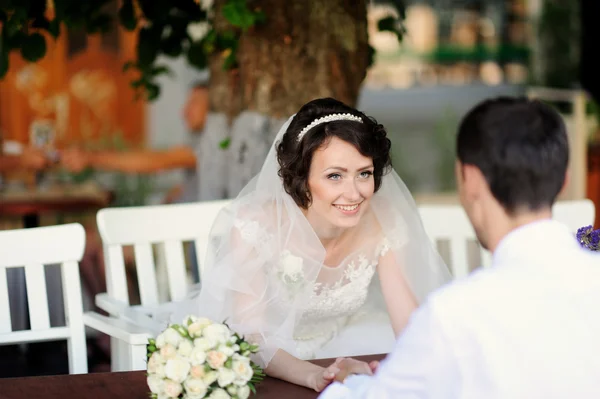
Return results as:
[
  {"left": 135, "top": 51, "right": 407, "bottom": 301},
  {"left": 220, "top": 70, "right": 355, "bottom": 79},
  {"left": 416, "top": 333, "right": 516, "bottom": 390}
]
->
[
  {"left": 308, "top": 362, "right": 341, "bottom": 392},
  {"left": 332, "top": 357, "right": 374, "bottom": 383}
]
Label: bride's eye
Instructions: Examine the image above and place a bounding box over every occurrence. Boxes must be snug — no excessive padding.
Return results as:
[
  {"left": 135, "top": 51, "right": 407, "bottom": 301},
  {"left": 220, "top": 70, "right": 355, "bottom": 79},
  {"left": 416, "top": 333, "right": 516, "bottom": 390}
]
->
[
  {"left": 327, "top": 173, "right": 342, "bottom": 181},
  {"left": 359, "top": 171, "right": 373, "bottom": 179}
]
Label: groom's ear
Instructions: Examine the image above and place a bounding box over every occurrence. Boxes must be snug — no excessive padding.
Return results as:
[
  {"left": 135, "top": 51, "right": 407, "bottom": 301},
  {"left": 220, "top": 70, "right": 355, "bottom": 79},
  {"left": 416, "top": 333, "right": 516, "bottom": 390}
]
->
[{"left": 461, "top": 163, "right": 486, "bottom": 201}]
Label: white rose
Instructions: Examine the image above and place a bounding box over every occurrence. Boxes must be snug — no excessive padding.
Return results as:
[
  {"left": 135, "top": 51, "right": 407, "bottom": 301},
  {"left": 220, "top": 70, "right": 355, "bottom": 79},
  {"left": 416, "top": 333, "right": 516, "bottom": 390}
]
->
[
  {"left": 187, "top": 22, "right": 210, "bottom": 42},
  {"left": 149, "top": 362, "right": 166, "bottom": 378},
  {"left": 165, "top": 356, "right": 191, "bottom": 383},
  {"left": 163, "top": 379, "right": 183, "bottom": 398},
  {"left": 184, "top": 377, "right": 208, "bottom": 398},
  {"left": 237, "top": 385, "right": 250, "bottom": 399},
  {"left": 148, "top": 352, "right": 166, "bottom": 377},
  {"left": 188, "top": 318, "right": 212, "bottom": 338},
  {"left": 147, "top": 375, "right": 164, "bottom": 394},
  {"left": 218, "top": 344, "right": 235, "bottom": 357},
  {"left": 156, "top": 332, "right": 167, "bottom": 349},
  {"left": 189, "top": 346, "right": 207, "bottom": 365},
  {"left": 202, "top": 324, "right": 231, "bottom": 345},
  {"left": 194, "top": 337, "right": 215, "bottom": 352},
  {"left": 232, "top": 360, "right": 253, "bottom": 385},
  {"left": 189, "top": 365, "right": 206, "bottom": 379},
  {"left": 217, "top": 367, "right": 236, "bottom": 387},
  {"left": 226, "top": 385, "right": 237, "bottom": 395},
  {"left": 178, "top": 339, "right": 194, "bottom": 357},
  {"left": 208, "top": 388, "right": 230, "bottom": 399},
  {"left": 206, "top": 351, "right": 228, "bottom": 369},
  {"left": 280, "top": 250, "right": 304, "bottom": 282},
  {"left": 164, "top": 327, "right": 183, "bottom": 348},
  {"left": 202, "top": 370, "right": 219, "bottom": 386},
  {"left": 160, "top": 344, "right": 178, "bottom": 360}
]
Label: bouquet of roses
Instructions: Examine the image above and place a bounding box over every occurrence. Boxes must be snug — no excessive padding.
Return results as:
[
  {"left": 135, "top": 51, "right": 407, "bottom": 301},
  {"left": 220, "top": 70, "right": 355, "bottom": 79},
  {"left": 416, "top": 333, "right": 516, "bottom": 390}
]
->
[
  {"left": 146, "top": 316, "right": 265, "bottom": 399},
  {"left": 576, "top": 225, "right": 600, "bottom": 252}
]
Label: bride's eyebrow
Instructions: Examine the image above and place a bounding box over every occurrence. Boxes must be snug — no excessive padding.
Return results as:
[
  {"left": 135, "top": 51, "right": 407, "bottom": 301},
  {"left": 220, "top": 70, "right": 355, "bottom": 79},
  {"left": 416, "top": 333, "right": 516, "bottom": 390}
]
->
[{"left": 324, "top": 164, "right": 373, "bottom": 173}]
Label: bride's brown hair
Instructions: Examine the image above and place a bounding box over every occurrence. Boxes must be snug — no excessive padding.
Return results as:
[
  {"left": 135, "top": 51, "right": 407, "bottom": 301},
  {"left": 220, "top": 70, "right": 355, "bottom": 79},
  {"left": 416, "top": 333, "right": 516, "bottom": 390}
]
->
[{"left": 277, "top": 98, "right": 392, "bottom": 209}]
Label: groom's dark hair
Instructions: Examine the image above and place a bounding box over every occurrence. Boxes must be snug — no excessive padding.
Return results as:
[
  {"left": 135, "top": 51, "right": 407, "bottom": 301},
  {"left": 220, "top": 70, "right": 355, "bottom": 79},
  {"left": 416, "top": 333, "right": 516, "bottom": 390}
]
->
[{"left": 457, "top": 96, "right": 569, "bottom": 214}]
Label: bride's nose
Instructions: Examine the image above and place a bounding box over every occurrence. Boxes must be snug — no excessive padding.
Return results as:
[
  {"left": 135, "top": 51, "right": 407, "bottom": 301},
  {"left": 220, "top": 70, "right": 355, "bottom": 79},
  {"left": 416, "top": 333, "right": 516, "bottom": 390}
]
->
[{"left": 343, "top": 179, "right": 362, "bottom": 202}]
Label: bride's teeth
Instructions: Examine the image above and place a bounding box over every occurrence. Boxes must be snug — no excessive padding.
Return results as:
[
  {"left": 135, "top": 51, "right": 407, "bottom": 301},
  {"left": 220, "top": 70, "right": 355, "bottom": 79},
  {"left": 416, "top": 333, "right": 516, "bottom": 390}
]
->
[{"left": 336, "top": 204, "right": 358, "bottom": 211}]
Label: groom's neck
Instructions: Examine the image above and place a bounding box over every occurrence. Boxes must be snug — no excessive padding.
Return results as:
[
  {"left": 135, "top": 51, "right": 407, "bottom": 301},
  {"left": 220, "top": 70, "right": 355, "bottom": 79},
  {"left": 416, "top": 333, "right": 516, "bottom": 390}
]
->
[{"left": 485, "top": 206, "right": 553, "bottom": 253}]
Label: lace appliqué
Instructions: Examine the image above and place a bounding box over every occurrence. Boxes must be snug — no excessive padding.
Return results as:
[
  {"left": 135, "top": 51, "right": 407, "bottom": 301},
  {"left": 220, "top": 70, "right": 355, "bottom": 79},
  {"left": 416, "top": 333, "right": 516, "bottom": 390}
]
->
[
  {"left": 292, "top": 237, "right": 397, "bottom": 358},
  {"left": 233, "top": 218, "right": 274, "bottom": 258}
]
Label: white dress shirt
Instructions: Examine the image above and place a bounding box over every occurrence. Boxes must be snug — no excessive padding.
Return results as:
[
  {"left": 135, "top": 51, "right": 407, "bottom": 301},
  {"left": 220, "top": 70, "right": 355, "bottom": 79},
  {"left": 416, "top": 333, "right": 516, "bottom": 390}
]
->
[{"left": 319, "top": 219, "right": 600, "bottom": 399}]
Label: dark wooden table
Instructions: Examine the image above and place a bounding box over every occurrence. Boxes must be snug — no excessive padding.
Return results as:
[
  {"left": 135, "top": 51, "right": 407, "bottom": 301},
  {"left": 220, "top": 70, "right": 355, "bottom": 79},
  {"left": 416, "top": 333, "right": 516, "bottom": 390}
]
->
[
  {"left": 0, "top": 355, "right": 386, "bottom": 399},
  {"left": 0, "top": 182, "right": 110, "bottom": 227}
]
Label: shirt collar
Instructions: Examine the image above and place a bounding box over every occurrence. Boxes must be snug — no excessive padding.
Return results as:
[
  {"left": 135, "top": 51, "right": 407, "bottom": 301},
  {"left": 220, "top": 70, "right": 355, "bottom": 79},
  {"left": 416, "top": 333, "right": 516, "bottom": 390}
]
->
[{"left": 492, "top": 219, "right": 577, "bottom": 267}]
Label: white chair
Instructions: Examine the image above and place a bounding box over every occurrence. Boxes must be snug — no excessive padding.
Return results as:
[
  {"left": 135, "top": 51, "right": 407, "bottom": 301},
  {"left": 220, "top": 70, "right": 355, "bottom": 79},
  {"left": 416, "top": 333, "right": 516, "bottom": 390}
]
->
[
  {"left": 0, "top": 224, "right": 88, "bottom": 374},
  {"left": 84, "top": 199, "right": 231, "bottom": 371},
  {"left": 418, "top": 199, "right": 596, "bottom": 278}
]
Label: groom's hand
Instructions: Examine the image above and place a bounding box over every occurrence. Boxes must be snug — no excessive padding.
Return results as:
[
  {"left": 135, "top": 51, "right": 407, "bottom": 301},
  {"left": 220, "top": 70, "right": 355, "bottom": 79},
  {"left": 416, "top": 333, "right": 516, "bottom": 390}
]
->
[
  {"left": 309, "top": 362, "right": 341, "bottom": 392},
  {"left": 332, "top": 357, "right": 374, "bottom": 383}
]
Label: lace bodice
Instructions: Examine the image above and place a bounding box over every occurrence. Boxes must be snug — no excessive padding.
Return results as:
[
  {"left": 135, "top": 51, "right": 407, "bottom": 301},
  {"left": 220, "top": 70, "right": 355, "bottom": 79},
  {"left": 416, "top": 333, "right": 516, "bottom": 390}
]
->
[
  {"left": 232, "top": 213, "right": 395, "bottom": 360},
  {"left": 291, "top": 240, "right": 390, "bottom": 352}
]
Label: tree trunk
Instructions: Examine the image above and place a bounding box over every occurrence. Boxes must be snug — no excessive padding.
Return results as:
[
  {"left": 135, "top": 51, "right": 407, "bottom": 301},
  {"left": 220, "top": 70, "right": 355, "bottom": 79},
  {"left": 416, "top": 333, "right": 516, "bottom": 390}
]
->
[
  {"left": 204, "top": 0, "right": 370, "bottom": 198},
  {"left": 209, "top": 0, "right": 370, "bottom": 117}
]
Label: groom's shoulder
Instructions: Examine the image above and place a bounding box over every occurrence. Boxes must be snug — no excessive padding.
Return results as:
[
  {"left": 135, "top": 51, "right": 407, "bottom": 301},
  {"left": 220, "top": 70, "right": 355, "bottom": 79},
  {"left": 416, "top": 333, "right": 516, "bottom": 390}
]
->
[{"left": 426, "top": 266, "right": 507, "bottom": 315}]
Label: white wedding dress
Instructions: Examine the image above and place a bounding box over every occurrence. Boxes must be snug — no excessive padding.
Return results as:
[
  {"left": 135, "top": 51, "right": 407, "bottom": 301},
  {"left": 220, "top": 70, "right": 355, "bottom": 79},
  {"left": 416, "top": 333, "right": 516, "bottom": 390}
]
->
[
  {"left": 232, "top": 208, "right": 399, "bottom": 361},
  {"left": 147, "top": 114, "right": 451, "bottom": 368}
]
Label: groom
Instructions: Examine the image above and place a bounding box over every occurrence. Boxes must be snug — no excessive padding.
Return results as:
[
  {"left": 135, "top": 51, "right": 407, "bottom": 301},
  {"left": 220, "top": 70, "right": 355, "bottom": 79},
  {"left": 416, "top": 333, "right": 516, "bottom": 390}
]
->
[{"left": 319, "top": 97, "right": 600, "bottom": 398}]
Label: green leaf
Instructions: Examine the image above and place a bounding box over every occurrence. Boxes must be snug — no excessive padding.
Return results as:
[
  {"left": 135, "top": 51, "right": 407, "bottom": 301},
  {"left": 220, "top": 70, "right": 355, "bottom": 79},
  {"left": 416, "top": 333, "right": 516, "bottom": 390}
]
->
[
  {"left": 222, "top": 0, "right": 257, "bottom": 30},
  {"left": 151, "top": 64, "right": 173, "bottom": 77},
  {"left": 123, "top": 61, "right": 137, "bottom": 72},
  {"left": 131, "top": 78, "right": 146, "bottom": 88},
  {"left": 29, "top": 0, "right": 48, "bottom": 19},
  {"left": 119, "top": 0, "right": 137, "bottom": 31},
  {"left": 187, "top": 40, "right": 208, "bottom": 69},
  {"left": 162, "top": 35, "right": 184, "bottom": 57},
  {"left": 145, "top": 82, "right": 161, "bottom": 101},
  {"left": 219, "top": 138, "right": 231, "bottom": 150},
  {"left": 377, "top": 16, "right": 397, "bottom": 33},
  {"left": 0, "top": 46, "right": 9, "bottom": 78},
  {"left": 137, "top": 0, "right": 161, "bottom": 22},
  {"left": 48, "top": 19, "right": 61, "bottom": 38},
  {"left": 253, "top": 9, "right": 266, "bottom": 24},
  {"left": 20, "top": 33, "right": 47, "bottom": 62},
  {"left": 222, "top": 49, "right": 237, "bottom": 70},
  {"left": 137, "top": 25, "right": 163, "bottom": 66}
]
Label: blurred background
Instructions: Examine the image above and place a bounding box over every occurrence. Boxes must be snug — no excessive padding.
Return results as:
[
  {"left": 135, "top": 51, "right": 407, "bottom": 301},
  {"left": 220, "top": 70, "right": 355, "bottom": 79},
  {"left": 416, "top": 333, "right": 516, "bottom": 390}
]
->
[{"left": 0, "top": 0, "right": 598, "bottom": 376}]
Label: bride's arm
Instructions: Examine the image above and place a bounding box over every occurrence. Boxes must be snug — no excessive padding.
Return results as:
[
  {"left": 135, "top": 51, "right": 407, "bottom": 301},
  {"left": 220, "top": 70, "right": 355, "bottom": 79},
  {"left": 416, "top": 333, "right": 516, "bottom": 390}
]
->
[
  {"left": 265, "top": 349, "right": 340, "bottom": 391},
  {"left": 378, "top": 250, "right": 418, "bottom": 336}
]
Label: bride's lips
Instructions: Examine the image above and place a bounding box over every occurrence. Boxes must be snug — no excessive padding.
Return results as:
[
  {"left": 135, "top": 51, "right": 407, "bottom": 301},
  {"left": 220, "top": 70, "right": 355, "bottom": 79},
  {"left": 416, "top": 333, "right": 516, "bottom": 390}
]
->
[{"left": 333, "top": 202, "right": 363, "bottom": 215}]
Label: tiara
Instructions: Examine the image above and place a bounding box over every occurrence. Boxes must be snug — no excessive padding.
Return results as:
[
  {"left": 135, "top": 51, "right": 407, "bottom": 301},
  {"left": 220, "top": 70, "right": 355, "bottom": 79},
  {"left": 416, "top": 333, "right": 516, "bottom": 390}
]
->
[{"left": 296, "top": 113, "right": 363, "bottom": 142}]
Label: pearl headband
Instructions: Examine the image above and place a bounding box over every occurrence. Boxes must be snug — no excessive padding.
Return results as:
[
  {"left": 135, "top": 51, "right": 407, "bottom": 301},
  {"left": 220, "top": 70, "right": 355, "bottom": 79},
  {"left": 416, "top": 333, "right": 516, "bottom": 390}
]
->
[{"left": 296, "top": 113, "right": 363, "bottom": 142}]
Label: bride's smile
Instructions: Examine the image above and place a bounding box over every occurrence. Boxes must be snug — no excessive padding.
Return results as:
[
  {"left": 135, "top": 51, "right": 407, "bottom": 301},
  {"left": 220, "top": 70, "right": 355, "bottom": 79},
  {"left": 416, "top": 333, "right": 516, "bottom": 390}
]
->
[{"left": 305, "top": 137, "right": 375, "bottom": 235}]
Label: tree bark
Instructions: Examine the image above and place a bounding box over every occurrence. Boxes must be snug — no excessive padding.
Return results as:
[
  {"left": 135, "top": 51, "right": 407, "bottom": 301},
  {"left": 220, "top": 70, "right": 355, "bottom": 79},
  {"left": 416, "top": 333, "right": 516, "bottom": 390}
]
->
[{"left": 209, "top": 0, "right": 370, "bottom": 118}]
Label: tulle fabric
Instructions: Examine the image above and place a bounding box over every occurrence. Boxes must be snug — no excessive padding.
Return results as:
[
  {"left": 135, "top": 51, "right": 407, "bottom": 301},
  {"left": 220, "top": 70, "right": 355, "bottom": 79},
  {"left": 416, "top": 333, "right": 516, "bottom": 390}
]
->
[{"left": 140, "top": 115, "right": 451, "bottom": 367}]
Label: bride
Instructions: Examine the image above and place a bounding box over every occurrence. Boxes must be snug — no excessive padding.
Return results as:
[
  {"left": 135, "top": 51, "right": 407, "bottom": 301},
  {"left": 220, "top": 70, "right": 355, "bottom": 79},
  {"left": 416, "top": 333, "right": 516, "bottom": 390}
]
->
[{"left": 154, "top": 98, "right": 451, "bottom": 391}]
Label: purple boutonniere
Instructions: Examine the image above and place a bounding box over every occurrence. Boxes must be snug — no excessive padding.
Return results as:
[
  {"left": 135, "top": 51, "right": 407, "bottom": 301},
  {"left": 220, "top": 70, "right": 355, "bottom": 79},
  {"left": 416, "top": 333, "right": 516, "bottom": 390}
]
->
[{"left": 576, "top": 225, "right": 600, "bottom": 252}]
